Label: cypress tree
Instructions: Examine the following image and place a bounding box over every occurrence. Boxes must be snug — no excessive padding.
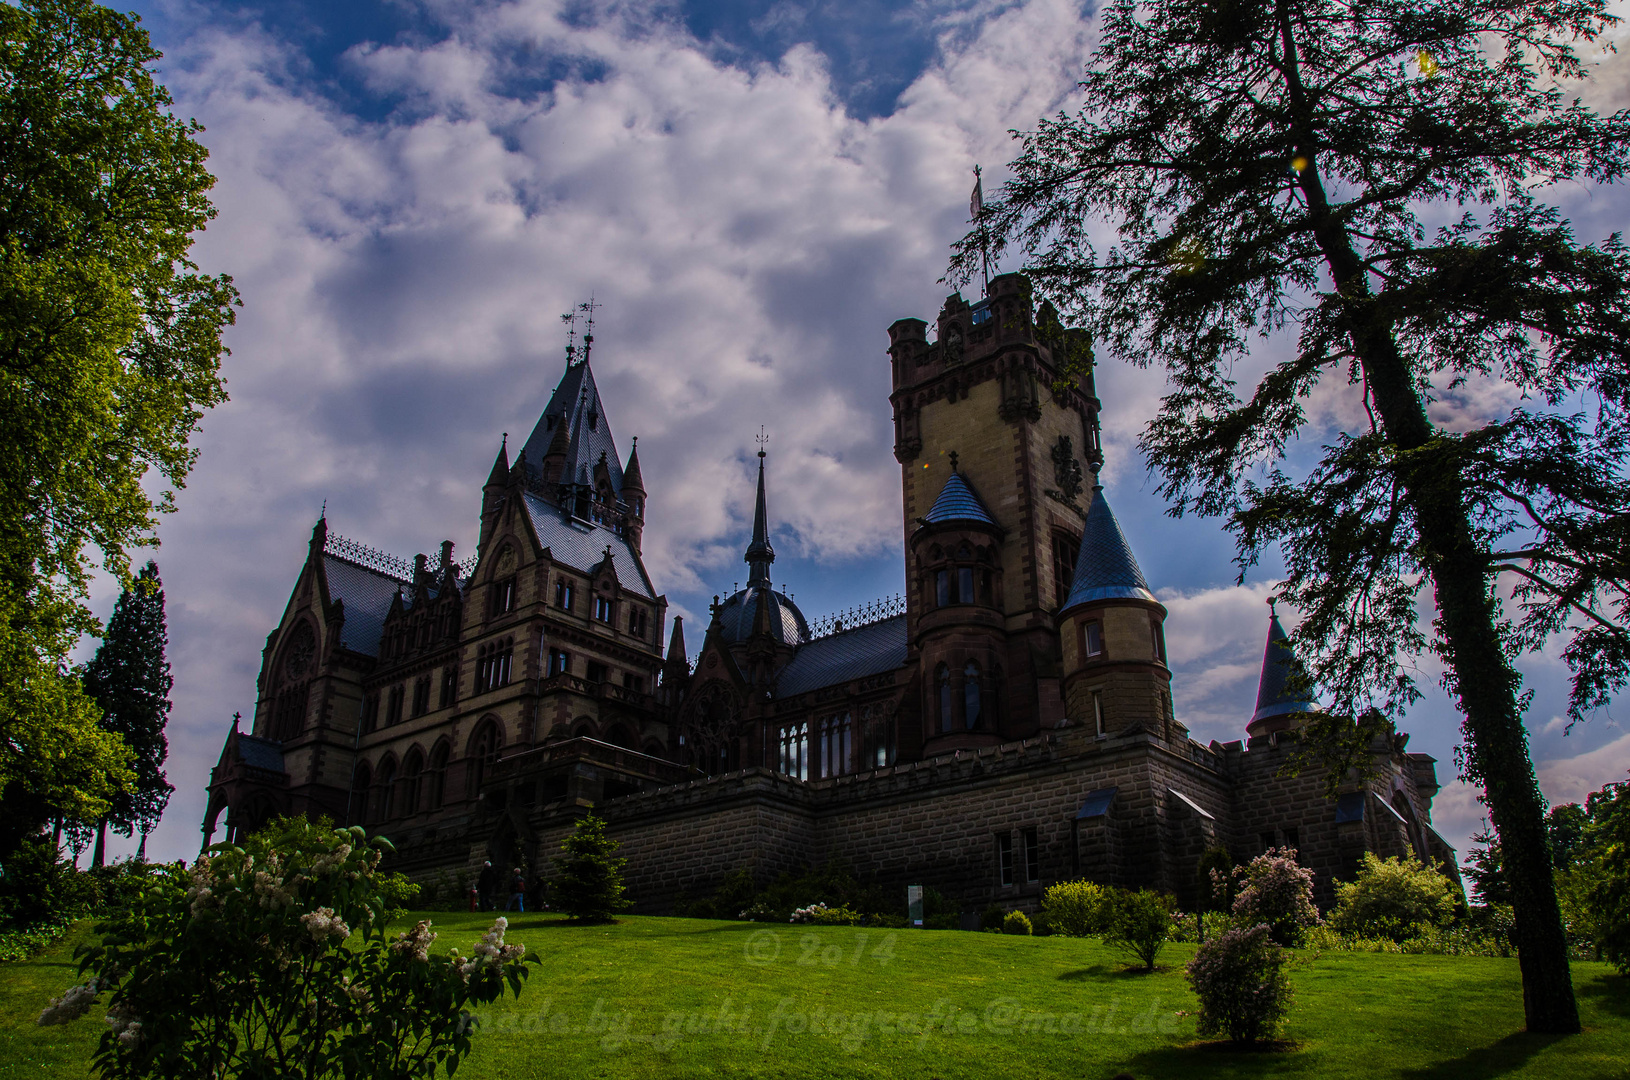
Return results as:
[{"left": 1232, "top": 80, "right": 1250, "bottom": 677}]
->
[{"left": 82, "top": 561, "right": 173, "bottom": 865}]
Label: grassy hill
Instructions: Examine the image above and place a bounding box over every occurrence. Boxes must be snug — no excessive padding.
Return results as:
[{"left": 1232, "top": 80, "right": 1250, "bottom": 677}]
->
[{"left": 2, "top": 911, "right": 1625, "bottom": 1079}]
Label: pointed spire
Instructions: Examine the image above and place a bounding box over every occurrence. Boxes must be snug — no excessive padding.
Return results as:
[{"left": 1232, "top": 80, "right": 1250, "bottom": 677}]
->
[
  {"left": 1250, "top": 596, "right": 1318, "bottom": 733},
  {"left": 486, "top": 434, "right": 510, "bottom": 487},
  {"left": 744, "top": 445, "right": 775, "bottom": 587},
  {"left": 1059, "top": 483, "right": 1155, "bottom": 614},
  {"left": 622, "top": 437, "right": 645, "bottom": 494}
]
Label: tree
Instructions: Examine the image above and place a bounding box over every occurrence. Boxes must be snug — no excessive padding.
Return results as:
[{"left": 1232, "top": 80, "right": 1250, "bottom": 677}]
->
[
  {"left": 0, "top": 0, "right": 237, "bottom": 859},
  {"left": 82, "top": 561, "right": 174, "bottom": 866},
  {"left": 551, "top": 813, "right": 630, "bottom": 922},
  {"left": 955, "top": 0, "right": 1630, "bottom": 1032}
]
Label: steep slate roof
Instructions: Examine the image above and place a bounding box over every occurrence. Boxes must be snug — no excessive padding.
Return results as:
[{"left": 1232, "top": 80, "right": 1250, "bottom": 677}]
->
[
  {"left": 322, "top": 555, "right": 407, "bottom": 657},
  {"left": 921, "top": 471, "right": 997, "bottom": 527},
  {"left": 1060, "top": 485, "right": 1156, "bottom": 612},
  {"left": 517, "top": 361, "right": 624, "bottom": 496},
  {"left": 1251, "top": 610, "right": 1318, "bottom": 725},
  {"left": 520, "top": 490, "right": 654, "bottom": 598},
  {"left": 772, "top": 614, "right": 908, "bottom": 699}
]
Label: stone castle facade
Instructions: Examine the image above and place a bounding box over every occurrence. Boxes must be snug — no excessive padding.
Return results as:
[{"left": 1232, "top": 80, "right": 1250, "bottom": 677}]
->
[{"left": 205, "top": 274, "right": 1460, "bottom": 913}]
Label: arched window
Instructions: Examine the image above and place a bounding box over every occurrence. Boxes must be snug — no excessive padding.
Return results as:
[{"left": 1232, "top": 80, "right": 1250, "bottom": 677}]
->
[
  {"left": 964, "top": 661, "right": 982, "bottom": 729},
  {"left": 936, "top": 663, "right": 952, "bottom": 733},
  {"left": 467, "top": 721, "right": 501, "bottom": 797},
  {"left": 401, "top": 748, "right": 424, "bottom": 816},
  {"left": 374, "top": 756, "right": 397, "bottom": 823},
  {"left": 426, "top": 742, "right": 449, "bottom": 810}
]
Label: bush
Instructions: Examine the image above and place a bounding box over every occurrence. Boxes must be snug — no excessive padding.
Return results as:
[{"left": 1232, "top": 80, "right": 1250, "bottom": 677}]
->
[
  {"left": 1329, "top": 853, "right": 1457, "bottom": 941},
  {"left": 552, "top": 813, "right": 630, "bottom": 922},
  {"left": 1186, "top": 923, "right": 1293, "bottom": 1044},
  {"left": 1102, "top": 888, "right": 1174, "bottom": 970},
  {"left": 36, "top": 815, "right": 534, "bottom": 1078},
  {"left": 1041, "top": 880, "right": 1111, "bottom": 938},
  {"left": 1233, "top": 848, "right": 1319, "bottom": 946},
  {"left": 1002, "top": 910, "right": 1033, "bottom": 935}
]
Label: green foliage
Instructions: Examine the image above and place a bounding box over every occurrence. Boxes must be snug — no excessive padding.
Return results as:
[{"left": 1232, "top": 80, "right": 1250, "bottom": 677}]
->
[
  {"left": 1102, "top": 888, "right": 1174, "bottom": 971},
  {"left": 35, "top": 816, "right": 533, "bottom": 1078},
  {"left": 81, "top": 563, "right": 173, "bottom": 843},
  {"left": 1186, "top": 923, "right": 1293, "bottom": 1044},
  {"left": 1233, "top": 849, "right": 1320, "bottom": 947},
  {"left": 1329, "top": 853, "right": 1458, "bottom": 942},
  {"left": 0, "top": 0, "right": 236, "bottom": 862},
  {"left": 1039, "top": 879, "right": 1111, "bottom": 937},
  {"left": 1001, "top": 910, "right": 1032, "bottom": 936},
  {"left": 552, "top": 813, "right": 630, "bottom": 923}
]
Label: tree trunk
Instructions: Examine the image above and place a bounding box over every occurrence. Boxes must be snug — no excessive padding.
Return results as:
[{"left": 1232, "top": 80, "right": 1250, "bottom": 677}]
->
[{"left": 1349, "top": 308, "right": 1581, "bottom": 1034}]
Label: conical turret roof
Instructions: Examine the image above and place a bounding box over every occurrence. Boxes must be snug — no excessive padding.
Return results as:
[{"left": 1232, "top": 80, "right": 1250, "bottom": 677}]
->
[
  {"left": 1060, "top": 484, "right": 1156, "bottom": 613},
  {"left": 922, "top": 470, "right": 997, "bottom": 527},
  {"left": 1250, "top": 604, "right": 1318, "bottom": 731}
]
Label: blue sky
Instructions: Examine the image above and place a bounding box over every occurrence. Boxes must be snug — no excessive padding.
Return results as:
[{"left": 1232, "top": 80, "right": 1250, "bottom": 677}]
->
[{"left": 91, "top": 0, "right": 1629, "bottom": 868}]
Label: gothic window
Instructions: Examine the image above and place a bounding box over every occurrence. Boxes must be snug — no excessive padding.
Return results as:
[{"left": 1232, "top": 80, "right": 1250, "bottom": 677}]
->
[
  {"left": 467, "top": 721, "right": 502, "bottom": 797},
  {"left": 964, "top": 661, "right": 982, "bottom": 730},
  {"left": 548, "top": 648, "right": 570, "bottom": 677},
  {"left": 996, "top": 832, "right": 1014, "bottom": 887},
  {"left": 439, "top": 666, "right": 458, "bottom": 709},
  {"left": 555, "top": 578, "right": 575, "bottom": 611},
  {"left": 1053, "top": 531, "right": 1080, "bottom": 609},
  {"left": 490, "top": 576, "right": 517, "bottom": 617},
  {"left": 935, "top": 664, "right": 952, "bottom": 734},
  {"left": 779, "top": 722, "right": 809, "bottom": 781},
  {"left": 374, "top": 756, "right": 397, "bottom": 822},
  {"left": 594, "top": 595, "right": 613, "bottom": 623},
  {"left": 385, "top": 684, "right": 404, "bottom": 727},
  {"left": 401, "top": 749, "right": 423, "bottom": 816},
  {"left": 411, "top": 676, "right": 431, "bottom": 717},
  {"left": 1083, "top": 620, "right": 1104, "bottom": 658},
  {"left": 818, "top": 712, "right": 852, "bottom": 778},
  {"left": 426, "top": 742, "right": 449, "bottom": 810}
]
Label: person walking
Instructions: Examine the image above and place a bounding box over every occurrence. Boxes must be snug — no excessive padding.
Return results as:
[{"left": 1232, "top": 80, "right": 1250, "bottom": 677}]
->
[
  {"left": 476, "top": 860, "right": 496, "bottom": 911},
  {"left": 506, "top": 867, "right": 527, "bottom": 912}
]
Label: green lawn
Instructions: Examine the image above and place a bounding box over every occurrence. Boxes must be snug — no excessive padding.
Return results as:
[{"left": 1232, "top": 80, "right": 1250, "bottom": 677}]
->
[{"left": 1, "top": 911, "right": 1625, "bottom": 1079}]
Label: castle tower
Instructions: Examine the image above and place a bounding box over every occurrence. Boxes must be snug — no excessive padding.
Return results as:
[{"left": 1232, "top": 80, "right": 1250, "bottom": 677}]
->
[
  {"left": 911, "top": 461, "right": 1007, "bottom": 750},
  {"left": 1056, "top": 480, "right": 1176, "bottom": 742},
  {"left": 1248, "top": 599, "right": 1318, "bottom": 741},
  {"left": 888, "top": 273, "right": 1101, "bottom": 738}
]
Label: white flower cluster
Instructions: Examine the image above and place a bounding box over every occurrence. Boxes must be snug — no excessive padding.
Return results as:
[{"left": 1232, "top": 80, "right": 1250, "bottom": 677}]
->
[
  {"left": 789, "top": 903, "right": 830, "bottom": 924},
  {"left": 390, "top": 919, "right": 437, "bottom": 962},
  {"left": 104, "top": 1002, "right": 142, "bottom": 1048},
  {"left": 450, "top": 918, "right": 525, "bottom": 981},
  {"left": 300, "top": 907, "right": 351, "bottom": 945},
  {"left": 37, "top": 979, "right": 101, "bottom": 1026}
]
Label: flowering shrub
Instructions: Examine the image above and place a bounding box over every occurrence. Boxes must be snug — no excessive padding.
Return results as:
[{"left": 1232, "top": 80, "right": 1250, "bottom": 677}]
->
[
  {"left": 37, "top": 816, "right": 534, "bottom": 1079},
  {"left": 1328, "top": 853, "right": 1457, "bottom": 941},
  {"left": 1102, "top": 888, "right": 1175, "bottom": 970},
  {"left": 1002, "top": 910, "right": 1033, "bottom": 935},
  {"left": 1040, "top": 880, "right": 1111, "bottom": 938},
  {"left": 1233, "top": 848, "right": 1319, "bottom": 946},
  {"left": 1185, "top": 923, "right": 1293, "bottom": 1044}
]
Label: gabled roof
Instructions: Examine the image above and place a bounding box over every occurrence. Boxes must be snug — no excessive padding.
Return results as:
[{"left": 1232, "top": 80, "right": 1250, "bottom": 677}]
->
[
  {"left": 922, "top": 471, "right": 997, "bottom": 527},
  {"left": 1251, "top": 610, "right": 1317, "bottom": 726},
  {"left": 322, "top": 555, "right": 407, "bottom": 657},
  {"left": 518, "top": 361, "right": 624, "bottom": 496},
  {"left": 772, "top": 614, "right": 908, "bottom": 699},
  {"left": 519, "top": 489, "right": 654, "bottom": 598},
  {"left": 1060, "top": 485, "right": 1155, "bottom": 612}
]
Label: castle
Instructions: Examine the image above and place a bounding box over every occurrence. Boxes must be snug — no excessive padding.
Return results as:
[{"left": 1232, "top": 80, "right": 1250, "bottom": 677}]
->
[{"left": 204, "top": 273, "right": 1459, "bottom": 913}]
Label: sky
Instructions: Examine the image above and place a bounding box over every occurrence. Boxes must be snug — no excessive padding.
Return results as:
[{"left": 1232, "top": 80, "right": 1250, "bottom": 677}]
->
[{"left": 78, "top": 0, "right": 1629, "bottom": 872}]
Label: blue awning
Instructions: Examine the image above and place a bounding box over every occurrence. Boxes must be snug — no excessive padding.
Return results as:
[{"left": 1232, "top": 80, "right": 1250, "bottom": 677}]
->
[{"left": 1075, "top": 786, "right": 1118, "bottom": 820}]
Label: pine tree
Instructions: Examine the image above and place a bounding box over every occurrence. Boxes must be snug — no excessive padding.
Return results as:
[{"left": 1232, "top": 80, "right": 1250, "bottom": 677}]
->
[
  {"left": 82, "top": 561, "right": 173, "bottom": 865},
  {"left": 956, "top": 0, "right": 1630, "bottom": 1033},
  {"left": 551, "top": 813, "right": 630, "bottom": 922}
]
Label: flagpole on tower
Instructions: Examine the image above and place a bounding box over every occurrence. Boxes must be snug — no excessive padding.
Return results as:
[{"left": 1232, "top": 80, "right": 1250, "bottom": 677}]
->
[{"left": 970, "top": 165, "right": 990, "bottom": 295}]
